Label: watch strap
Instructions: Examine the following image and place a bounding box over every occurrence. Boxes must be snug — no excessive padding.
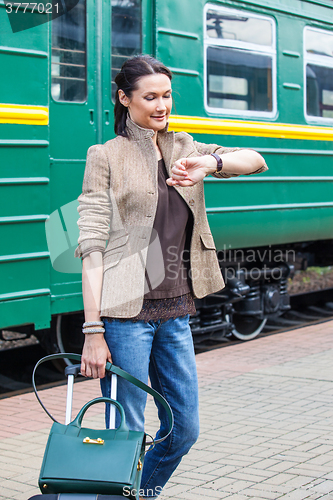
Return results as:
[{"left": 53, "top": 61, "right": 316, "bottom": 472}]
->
[{"left": 210, "top": 153, "right": 223, "bottom": 174}]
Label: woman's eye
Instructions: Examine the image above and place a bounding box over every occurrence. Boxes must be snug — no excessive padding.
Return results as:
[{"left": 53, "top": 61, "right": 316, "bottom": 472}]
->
[{"left": 145, "top": 96, "right": 154, "bottom": 101}]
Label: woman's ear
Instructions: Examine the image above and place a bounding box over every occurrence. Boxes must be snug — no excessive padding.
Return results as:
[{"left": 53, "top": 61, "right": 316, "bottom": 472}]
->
[{"left": 118, "top": 89, "right": 130, "bottom": 107}]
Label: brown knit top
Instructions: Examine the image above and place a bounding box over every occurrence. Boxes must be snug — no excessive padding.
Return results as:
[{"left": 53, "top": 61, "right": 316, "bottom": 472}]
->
[{"left": 103, "top": 158, "right": 196, "bottom": 323}]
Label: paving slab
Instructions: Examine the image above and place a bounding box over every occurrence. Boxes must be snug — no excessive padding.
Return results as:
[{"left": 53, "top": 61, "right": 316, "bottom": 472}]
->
[{"left": 0, "top": 320, "right": 333, "bottom": 499}]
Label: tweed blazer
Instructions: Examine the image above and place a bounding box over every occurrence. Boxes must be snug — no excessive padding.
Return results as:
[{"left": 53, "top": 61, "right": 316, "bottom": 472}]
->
[{"left": 74, "top": 116, "right": 268, "bottom": 318}]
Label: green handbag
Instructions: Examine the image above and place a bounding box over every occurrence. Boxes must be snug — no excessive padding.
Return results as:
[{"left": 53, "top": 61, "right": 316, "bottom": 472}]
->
[{"left": 33, "top": 354, "right": 174, "bottom": 499}]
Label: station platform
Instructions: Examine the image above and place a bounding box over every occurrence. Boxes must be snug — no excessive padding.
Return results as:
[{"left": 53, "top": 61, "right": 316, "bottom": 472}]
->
[{"left": 0, "top": 320, "right": 333, "bottom": 500}]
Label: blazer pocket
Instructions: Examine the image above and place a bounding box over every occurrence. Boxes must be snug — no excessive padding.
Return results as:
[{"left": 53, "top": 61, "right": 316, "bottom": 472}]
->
[
  {"left": 105, "top": 230, "right": 129, "bottom": 251},
  {"left": 103, "top": 251, "right": 124, "bottom": 272},
  {"left": 103, "top": 231, "right": 129, "bottom": 271},
  {"left": 200, "top": 232, "right": 216, "bottom": 250}
]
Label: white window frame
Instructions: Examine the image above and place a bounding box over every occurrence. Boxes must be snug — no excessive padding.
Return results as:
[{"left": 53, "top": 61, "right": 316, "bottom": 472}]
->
[
  {"left": 204, "top": 4, "right": 277, "bottom": 119},
  {"left": 304, "top": 26, "right": 333, "bottom": 125}
]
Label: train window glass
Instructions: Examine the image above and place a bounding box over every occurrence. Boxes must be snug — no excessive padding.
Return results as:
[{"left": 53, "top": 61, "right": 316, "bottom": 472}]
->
[
  {"left": 204, "top": 5, "right": 276, "bottom": 118},
  {"left": 305, "top": 28, "right": 333, "bottom": 122},
  {"left": 111, "top": 0, "right": 142, "bottom": 102},
  {"left": 306, "top": 29, "right": 333, "bottom": 59},
  {"left": 206, "top": 8, "right": 272, "bottom": 47},
  {"left": 209, "top": 75, "right": 248, "bottom": 110},
  {"left": 207, "top": 47, "right": 273, "bottom": 112},
  {"left": 51, "top": 0, "right": 87, "bottom": 102}
]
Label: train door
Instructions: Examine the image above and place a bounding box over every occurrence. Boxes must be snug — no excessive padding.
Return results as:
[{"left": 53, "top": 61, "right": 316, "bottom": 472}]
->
[
  {"left": 45, "top": 0, "right": 100, "bottom": 353},
  {"left": 44, "top": 0, "right": 150, "bottom": 354},
  {"left": 102, "top": 0, "right": 149, "bottom": 144}
]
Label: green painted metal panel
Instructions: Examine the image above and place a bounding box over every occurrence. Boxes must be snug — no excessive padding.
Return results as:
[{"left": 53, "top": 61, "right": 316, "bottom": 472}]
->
[
  {"left": 48, "top": 159, "right": 84, "bottom": 316},
  {"left": 0, "top": 220, "right": 48, "bottom": 257},
  {"left": 49, "top": 104, "right": 96, "bottom": 160},
  {"left": 0, "top": 51, "right": 48, "bottom": 106},
  {"left": 0, "top": 3, "right": 49, "bottom": 51},
  {"left": 208, "top": 207, "right": 333, "bottom": 250},
  {"left": 0, "top": 259, "right": 50, "bottom": 296},
  {"left": 0, "top": 144, "right": 49, "bottom": 177},
  {"left": 204, "top": 177, "right": 333, "bottom": 208},
  {"left": 0, "top": 6, "right": 48, "bottom": 107},
  {"left": 0, "top": 183, "right": 49, "bottom": 217},
  {"left": 0, "top": 4, "right": 50, "bottom": 331},
  {"left": 50, "top": 281, "right": 83, "bottom": 316},
  {"left": 0, "top": 295, "right": 51, "bottom": 330}
]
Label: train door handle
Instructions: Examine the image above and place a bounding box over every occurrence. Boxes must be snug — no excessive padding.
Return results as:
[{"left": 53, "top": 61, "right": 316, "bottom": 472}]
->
[
  {"left": 105, "top": 110, "right": 110, "bottom": 125},
  {"left": 89, "top": 109, "right": 94, "bottom": 125}
]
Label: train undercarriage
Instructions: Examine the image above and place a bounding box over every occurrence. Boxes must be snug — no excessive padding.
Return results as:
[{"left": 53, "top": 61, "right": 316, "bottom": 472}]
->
[{"left": 191, "top": 239, "right": 333, "bottom": 344}]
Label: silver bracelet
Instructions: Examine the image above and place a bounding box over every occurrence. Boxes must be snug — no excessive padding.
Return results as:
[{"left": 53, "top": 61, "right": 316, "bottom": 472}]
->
[
  {"left": 82, "top": 327, "right": 105, "bottom": 334},
  {"left": 83, "top": 321, "right": 104, "bottom": 328}
]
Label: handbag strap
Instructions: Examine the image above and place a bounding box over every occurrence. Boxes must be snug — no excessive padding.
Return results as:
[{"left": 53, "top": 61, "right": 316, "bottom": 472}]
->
[
  {"left": 72, "top": 397, "right": 129, "bottom": 433},
  {"left": 32, "top": 353, "right": 174, "bottom": 445}
]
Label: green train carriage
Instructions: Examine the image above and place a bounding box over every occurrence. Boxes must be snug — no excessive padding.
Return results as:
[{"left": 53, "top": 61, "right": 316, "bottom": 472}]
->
[{"left": 0, "top": 0, "right": 332, "bottom": 351}]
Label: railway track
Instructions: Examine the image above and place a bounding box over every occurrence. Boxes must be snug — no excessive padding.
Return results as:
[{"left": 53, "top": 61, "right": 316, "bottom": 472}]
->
[{"left": 1, "top": 287, "right": 333, "bottom": 399}]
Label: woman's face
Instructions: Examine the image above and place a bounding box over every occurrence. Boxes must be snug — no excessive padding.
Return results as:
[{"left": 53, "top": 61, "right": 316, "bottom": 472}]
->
[{"left": 119, "top": 73, "right": 172, "bottom": 132}]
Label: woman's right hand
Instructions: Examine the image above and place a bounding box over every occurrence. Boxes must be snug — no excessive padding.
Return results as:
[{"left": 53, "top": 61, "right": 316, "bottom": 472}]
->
[{"left": 81, "top": 334, "right": 112, "bottom": 379}]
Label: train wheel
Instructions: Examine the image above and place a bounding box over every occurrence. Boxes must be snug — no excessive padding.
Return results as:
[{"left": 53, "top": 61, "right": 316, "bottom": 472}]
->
[{"left": 226, "top": 313, "right": 267, "bottom": 341}]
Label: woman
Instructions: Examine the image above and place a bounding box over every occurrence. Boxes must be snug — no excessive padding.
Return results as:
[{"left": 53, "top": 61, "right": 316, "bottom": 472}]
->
[{"left": 74, "top": 55, "right": 268, "bottom": 499}]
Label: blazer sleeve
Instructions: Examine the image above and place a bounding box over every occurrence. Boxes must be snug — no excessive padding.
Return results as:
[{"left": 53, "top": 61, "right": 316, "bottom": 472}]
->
[
  {"left": 193, "top": 140, "right": 268, "bottom": 179},
  {"left": 74, "top": 145, "right": 112, "bottom": 260}
]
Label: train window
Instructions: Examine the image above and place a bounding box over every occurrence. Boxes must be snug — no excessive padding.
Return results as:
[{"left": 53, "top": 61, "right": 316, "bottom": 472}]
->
[
  {"left": 51, "top": 0, "right": 87, "bottom": 102},
  {"left": 111, "top": 0, "right": 142, "bottom": 102},
  {"left": 204, "top": 5, "right": 276, "bottom": 118},
  {"left": 305, "top": 27, "right": 333, "bottom": 121}
]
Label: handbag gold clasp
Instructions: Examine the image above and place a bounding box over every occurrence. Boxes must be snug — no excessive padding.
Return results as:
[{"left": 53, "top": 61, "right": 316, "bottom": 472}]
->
[
  {"left": 137, "top": 459, "right": 143, "bottom": 471},
  {"left": 83, "top": 437, "right": 104, "bottom": 445}
]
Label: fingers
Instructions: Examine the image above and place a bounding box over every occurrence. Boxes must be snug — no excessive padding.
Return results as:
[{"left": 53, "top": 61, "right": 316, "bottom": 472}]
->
[
  {"left": 166, "top": 177, "right": 193, "bottom": 187},
  {"left": 171, "top": 163, "right": 189, "bottom": 180},
  {"left": 81, "top": 358, "right": 106, "bottom": 379},
  {"left": 81, "top": 336, "right": 111, "bottom": 379},
  {"left": 173, "top": 158, "right": 187, "bottom": 170},
  {"left": 167, "top": 160, "right": 190, "bottom": 186}
]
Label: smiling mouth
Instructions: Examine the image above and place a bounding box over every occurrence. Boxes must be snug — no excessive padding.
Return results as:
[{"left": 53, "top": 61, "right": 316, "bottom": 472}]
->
[{"left": 151, "top": 115, "right": 166, "bottom": 119}]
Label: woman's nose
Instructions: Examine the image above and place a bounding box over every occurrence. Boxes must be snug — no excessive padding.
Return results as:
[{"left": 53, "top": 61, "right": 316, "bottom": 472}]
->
[{"left": 156, "top": 98, "right": 166, "bottom": 111}]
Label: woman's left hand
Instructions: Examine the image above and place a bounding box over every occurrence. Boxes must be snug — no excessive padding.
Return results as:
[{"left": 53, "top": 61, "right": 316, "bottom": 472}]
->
[{"left": 166, "top": 156, "right": 217, "bottom": 187}]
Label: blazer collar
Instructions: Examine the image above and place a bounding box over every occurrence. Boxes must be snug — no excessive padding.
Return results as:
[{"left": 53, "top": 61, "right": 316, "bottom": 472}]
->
[{"left": 125, "top": 114, "right": 171, "bottom": 141}]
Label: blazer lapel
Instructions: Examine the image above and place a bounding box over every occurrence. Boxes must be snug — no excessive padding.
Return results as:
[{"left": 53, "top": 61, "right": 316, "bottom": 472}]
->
[{"left": 157, "top": 130, "right": 174, "bottom": 177}]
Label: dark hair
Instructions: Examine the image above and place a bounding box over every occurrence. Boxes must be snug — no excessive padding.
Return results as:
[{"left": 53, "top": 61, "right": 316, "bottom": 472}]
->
[{"left": 114, "top": 55, "right": 173, "bottom": 137}]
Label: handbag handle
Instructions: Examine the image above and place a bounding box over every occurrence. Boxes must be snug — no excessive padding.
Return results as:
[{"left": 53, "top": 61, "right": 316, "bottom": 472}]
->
[
  {"left": 32, "top": 353, "right": 174, "bottom": 445},
  {"left": 72, "top": 396, "right": 129, "bottom": 433}
]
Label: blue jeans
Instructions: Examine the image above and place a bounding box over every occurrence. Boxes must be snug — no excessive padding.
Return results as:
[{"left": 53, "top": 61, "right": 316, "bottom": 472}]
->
[{"left": 100, "top": 315, "right": 200, "bottom": 499}]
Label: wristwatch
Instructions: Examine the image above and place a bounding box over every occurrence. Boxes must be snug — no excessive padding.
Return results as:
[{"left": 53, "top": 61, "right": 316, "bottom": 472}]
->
[{"left": 210, "top": 153, "right": 223, "bottom": 174}]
